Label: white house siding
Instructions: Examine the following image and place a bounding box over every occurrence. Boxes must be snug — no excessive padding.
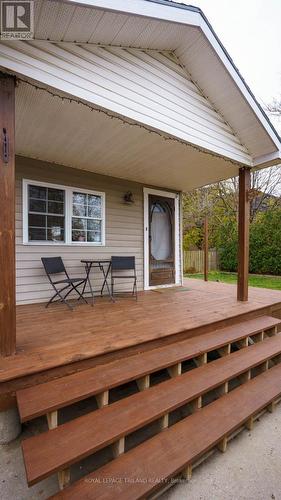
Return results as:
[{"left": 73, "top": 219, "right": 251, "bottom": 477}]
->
[
  {"left": 16, "top": 157, "right": 146, "bottom": 305},
  {"left": 0, "top": 41, "right": 251, "bottom": 165}
]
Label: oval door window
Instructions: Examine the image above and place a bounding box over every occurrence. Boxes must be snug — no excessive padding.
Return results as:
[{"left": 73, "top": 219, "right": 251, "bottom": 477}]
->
[{"left": 150, "top": 202, "right": 172, "bottom": 260}]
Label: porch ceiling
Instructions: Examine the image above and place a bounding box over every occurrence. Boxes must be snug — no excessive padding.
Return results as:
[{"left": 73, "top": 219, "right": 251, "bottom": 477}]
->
[{"left": 15, "top": 81, "right": 238, "bottom": 191}]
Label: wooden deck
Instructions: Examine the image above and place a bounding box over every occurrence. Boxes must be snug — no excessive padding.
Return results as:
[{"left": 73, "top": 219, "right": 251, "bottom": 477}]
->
[{"left": 2, "top": 279, "right": 281, "bottom": 388}]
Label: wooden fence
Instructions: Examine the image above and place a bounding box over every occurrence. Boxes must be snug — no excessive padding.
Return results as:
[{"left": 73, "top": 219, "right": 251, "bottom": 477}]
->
[{"left": 183, "top": 250, "right": 218, "bottom": 273}]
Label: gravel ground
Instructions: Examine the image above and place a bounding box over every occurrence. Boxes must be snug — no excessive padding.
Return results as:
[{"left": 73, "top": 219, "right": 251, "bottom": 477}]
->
[{"left": 1, "top": 403, "right": 281, "bottom": 500}]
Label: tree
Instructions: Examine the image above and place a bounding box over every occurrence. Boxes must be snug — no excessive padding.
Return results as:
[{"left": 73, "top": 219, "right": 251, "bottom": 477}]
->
[
  {"left": 267, "top": 98, "right": 281, "bottom": 117},
  {"left": 183, "top": 167, "right": 281, "bottom": 273},
  {"left": 183, "top": 98, "right": 281, "bottom": 272},
  {"left": 182, "top": 185, "right": 219, "bottom": 250},
  {"left": 216, "top": 167, "right": 281, "bottom": 222},
  {"left": 216, "top": 99, "right": 281, "bottom": 221}
]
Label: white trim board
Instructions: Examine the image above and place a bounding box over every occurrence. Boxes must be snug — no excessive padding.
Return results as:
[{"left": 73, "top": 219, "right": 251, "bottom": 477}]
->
[{"left": 143, "top": 187, "right": 181, "bottom": 290}]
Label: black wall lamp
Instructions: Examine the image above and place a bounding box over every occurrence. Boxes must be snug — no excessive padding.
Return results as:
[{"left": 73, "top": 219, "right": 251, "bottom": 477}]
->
[{"left": 123, "top": 191, "right": 135, "bottom": 205}]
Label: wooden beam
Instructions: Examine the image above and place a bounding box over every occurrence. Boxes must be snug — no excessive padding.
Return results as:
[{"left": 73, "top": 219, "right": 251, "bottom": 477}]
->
[
  {"left": 96, "top": 391, "right": 109, "bottom": 409},
  {"left": 195, "top": 352, "right": 207, "bottom": 367},
  {"left": 58, "top": 469, "right": 70, "bottom": 490},
  {"left": 168, "top": 362, "right": 181, "bottom": 378},
  {"left": 235, "top": 337, "right": 249, "bottom": 349},
  {"left": 237, "top": 167, "right": 251, "bottom": 302},
  {"left": 216, "top": 381, "right": 228, "bottom": 397},
  {"left": 159, "top": 413, "right": 169, "bottom": 430},
  {"left": 267, "top": 401, "right": 276, "bottom": 413},
  {"left": 204, "top": 215, "right": 208, "bottom": 282},
  {"left": 0, "top": 73, "right": 16, "bottom": 357},
  {"left": 136, "top": 375, "right": 150, "bottom": 391},
  {"left": 245, "top": 416, "right": 254, "bottom": 431},
  {"left": 182, "top": 464, "right": 192, "bottom": 481},
  {"left": 112, "top": 437, "right": 125, "bottom": 458},
  {"left": 239, "top": 369, "right": 251, "bottom": 384},
  {"left": 47, "top": 410, "right": 58, "bottom": 430},
  {"left": 217, "top": 436, "right": 227, "bottom": 453},
  {"left": 218, "top": 343, "right": 231, "bottom": 357},
  {"left": 190, "top": 396, "right": 202, "bottom": 413},
  {"left": 253, "top": 331, "right": 264, "bottom": 343}
]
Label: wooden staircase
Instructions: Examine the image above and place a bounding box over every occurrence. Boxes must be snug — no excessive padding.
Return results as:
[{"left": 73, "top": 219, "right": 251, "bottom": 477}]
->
[{"left": 17, "top": 315, "right": 281, "bottom": 498}]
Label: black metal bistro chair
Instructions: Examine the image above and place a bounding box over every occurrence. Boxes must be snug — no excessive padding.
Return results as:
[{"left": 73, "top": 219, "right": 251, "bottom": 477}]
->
[
  {"left": 41, "top": 257, "right": 88, "bottom": 310},
  {"left": 111, "top": 256, "right": 137, "bottom": 300}
]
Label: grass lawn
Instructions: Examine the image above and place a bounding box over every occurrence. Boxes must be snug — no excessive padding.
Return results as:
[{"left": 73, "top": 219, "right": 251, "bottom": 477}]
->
[{"left": 185, "top": 271, "right": 281, "bottom": 291}]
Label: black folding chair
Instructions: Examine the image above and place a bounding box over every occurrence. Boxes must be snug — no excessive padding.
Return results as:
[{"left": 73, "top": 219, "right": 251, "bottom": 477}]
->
[
  {"left": 111, "top": 256, "right": 137, "bottom": 300},
  {"left": 41, "top": 257, "right": 88, "bottom": 310}
]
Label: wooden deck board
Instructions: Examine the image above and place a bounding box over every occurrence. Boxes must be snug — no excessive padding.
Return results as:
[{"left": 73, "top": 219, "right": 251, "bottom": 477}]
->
[
  {"left": 17, "top": 316, "right": 281, "bottom": 422},
  {"left": 1, "top": 279, "right": 281, "bottom": 383}
]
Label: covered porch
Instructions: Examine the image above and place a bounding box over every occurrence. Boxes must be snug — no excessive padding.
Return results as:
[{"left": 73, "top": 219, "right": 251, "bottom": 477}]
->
[
  {"left": 0, "top": 1, "right": 281, "bottom": 456},
  {"left": 0, "top": 69, "right": 262, "bottom": 360},
  {"left": 2, "top": 279, "right": 281, "bottom": 390}
]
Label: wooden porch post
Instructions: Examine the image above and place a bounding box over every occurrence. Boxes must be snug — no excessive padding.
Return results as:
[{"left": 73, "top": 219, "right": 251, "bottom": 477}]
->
[
  {"left": 237, "top": 167, "right": 251, "bottom": 302},
  {"left": 0, "top": 73, "right": 16, "bottom": 356},
  {"left": 203, "top": 215, "right": 208, "bottom": 281}
]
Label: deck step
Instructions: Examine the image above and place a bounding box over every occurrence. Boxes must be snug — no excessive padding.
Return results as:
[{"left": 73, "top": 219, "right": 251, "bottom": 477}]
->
[
  {"left": 16, "top": 315, "right": 280, "bottom": 422},
  {"left": 21, "top": 333, "right": 281, "bottom": 487},
  {"left": 50, "top": 362, "right": 281, "bottom": 500}
]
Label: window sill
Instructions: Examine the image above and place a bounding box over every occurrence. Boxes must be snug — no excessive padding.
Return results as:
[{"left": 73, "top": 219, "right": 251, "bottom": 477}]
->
[{"left": 22, "top": 241, "right": 105, "bottom": 247}]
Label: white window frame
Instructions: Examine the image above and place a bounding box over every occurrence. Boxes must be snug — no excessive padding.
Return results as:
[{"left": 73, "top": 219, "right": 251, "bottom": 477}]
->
[{"left": 22, "top": 179, "right": 106, "bottom": 246}]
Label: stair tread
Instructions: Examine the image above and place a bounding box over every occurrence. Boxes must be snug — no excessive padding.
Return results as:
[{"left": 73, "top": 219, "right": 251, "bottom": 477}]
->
[
  {"left": 17, "top": 315, "right": 280, "bottom": 422},
  {"left": 50, "top": 362, "right": 281, "bottom": 500},
  {"left": 22, "top": 333, "right": 281, "bottom": 486}
]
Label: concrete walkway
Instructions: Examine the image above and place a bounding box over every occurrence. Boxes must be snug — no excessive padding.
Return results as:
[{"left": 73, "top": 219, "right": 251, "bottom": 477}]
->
[
  {"left": 1, "top": 404, "right": 281, "bottom": 499},
  {"left": 162, "top": 404, "right": 281, "bottom": 500}
]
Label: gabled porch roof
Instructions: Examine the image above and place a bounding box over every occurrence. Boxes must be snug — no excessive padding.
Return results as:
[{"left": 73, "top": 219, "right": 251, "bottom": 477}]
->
[
  {"left": 0, "top": 0, "right": 280, "bottom": 193},
  {"left": 13, "top": 0, "right": 281, "bottom": 160}
]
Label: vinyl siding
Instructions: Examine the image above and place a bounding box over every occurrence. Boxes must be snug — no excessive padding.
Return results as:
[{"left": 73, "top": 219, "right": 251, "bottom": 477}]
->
[
  {"left": 0, "top": 41, "right": 251, "bottom": 165},
  {"left": 16, "top": 157, "right": 146, "bottom": 304}
]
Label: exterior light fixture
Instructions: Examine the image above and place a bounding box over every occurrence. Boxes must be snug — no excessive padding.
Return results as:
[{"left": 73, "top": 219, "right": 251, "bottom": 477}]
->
[{"left": 124, "top": 191, "right": 134, "bottom": 204}]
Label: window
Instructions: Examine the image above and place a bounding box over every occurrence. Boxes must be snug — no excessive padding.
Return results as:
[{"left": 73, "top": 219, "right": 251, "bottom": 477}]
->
[
  {"left": 72, "top": 192, "right": 102, "bottom": 243},
  {"left": 28, "top": 184, "right": 65, "bottom": 242},
  {"left": 23, "top": 180, "right": 105, "bottom": 245}
]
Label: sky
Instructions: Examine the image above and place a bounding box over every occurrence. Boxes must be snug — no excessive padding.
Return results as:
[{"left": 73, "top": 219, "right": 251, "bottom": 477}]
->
[{"left": 172, "top": 0, "right": 281, "bottom": 133}]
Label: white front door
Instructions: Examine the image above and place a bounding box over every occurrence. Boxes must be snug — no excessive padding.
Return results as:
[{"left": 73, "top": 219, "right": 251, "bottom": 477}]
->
[{"left": 144, "top": 188, "right": 181, "bottom": 290}]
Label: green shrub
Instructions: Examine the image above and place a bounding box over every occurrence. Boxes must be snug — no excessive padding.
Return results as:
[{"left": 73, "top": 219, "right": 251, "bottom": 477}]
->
[
  {"left": 184, "top": 266, "right": 197, "bottom": 274},
  {"left": 216, "top": 208, "right": 281, "bottom": 275},
  {"left": 183, "top": 226, "right": 202, "bottom": 250},
  {"left": 249, "top": 210, "right": 281, "bottom": 275},
  {"left": 216, "top": 218, "right": 238, "bottom": 272},
  {"left": 218, "top": 240, "right": 238, "bottom": 272}
]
